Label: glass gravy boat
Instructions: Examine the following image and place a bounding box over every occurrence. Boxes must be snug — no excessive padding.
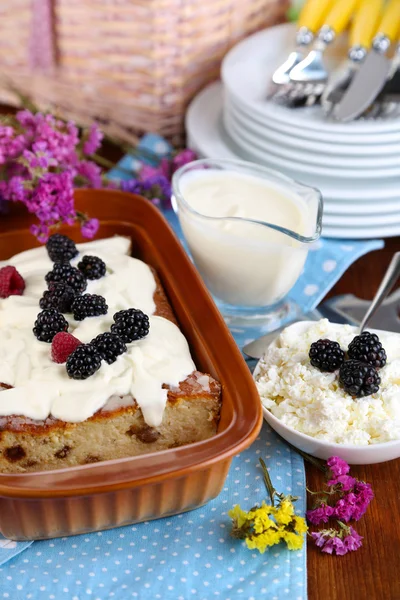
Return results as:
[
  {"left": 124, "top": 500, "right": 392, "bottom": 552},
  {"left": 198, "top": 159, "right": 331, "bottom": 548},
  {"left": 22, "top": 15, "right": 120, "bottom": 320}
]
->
[{"left": 172, "top": 159, "right": 323, "bottom": 324}]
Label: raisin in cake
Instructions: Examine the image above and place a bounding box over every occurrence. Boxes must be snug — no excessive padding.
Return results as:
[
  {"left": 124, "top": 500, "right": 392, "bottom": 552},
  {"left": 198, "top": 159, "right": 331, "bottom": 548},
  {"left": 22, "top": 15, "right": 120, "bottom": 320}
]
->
[{"left": 0, "top": 235, "right": 221, "bottom": 473}]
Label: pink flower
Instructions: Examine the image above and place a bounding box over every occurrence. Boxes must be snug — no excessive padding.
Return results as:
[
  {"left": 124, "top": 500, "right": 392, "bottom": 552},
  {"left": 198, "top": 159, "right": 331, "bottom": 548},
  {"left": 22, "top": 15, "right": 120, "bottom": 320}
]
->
[
  {"left": 80, "top": 218, "right": 99, "bottom": 238},
  {"left": 83, "top": 124, "right": 103, "bottom": 155},
  {"left": 343, "top": 527, "right": 363, "bottom": 551},
  {"left": 333, "top": 493, "right": 357, "bottom": 522},
  {"left": 306, "top": 503, "right": 334, "bottom": 525},
  {"left": 352, "top": 481, "right": 374, "bottom": 520},
  {"left": 77, "top": 161, "right": 102, "bottom": 188},
  {"left": 172, "top": 148, "right": 197, "bottom": 172},
  {"left": 327, "top": 456, "right": 350, "bottom": 478},
  {"left": 327, "top": 474, "right": 357, "bottom": 491},
  {"left": 322, "top": 536, "right": 347, "bottom": 556}
]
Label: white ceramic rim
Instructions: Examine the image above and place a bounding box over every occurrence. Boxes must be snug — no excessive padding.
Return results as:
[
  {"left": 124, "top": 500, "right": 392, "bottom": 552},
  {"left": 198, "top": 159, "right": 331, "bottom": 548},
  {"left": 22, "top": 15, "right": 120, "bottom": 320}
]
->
[
  {"left": 225, "top": 114, "right": 400, "bottom": 179},
  {"left": 225, "top": 95, "right": 400, "bottom": 153},
  {"left": 225, "top": 103, "right": 400, "bottom": 166}
]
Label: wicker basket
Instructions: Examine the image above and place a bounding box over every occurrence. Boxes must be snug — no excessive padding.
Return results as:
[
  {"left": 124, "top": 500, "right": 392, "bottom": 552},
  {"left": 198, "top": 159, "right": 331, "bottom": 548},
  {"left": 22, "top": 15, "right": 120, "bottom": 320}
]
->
[{"left": 0, "top": 0, "right": 288, "bottom": 141}]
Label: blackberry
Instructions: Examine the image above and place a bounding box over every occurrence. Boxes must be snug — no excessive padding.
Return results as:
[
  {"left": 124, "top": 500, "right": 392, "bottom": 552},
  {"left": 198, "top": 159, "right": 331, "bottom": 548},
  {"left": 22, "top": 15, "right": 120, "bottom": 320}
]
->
[
  {"left": 309, "top": 339, "right": 345, "bottom": 372},
  {"left": 66, "top": 344, "right": 101, "bottom": 379},
  {"left": 111, "top": 308, "right": 150, "bottom": 343},
  {"left": 71, "top": 294, "right": 108, "bottom": 321},
  {"left": 33, "top": 308, "right": 69, "bottom": 343},
  {"left": 46, "top": 233, "right": 78, "bottom": 262},
  {"left": 39, "top": 282, "right": 76, "bottom": 313},
  {"left": 45, "top": 262, "right": 87, "bottom": 294},
  {"left": 92, "top": 332, "right": 127, "bottom": 364},
  {"left": 77, "top": 255, "right": 106, "bottom": 280},
  {"left": 348, "top": 331, "right": 387, "bottom": 369},
  {"left": 339, "top": 359, "right": 381, "bottom": 398}
]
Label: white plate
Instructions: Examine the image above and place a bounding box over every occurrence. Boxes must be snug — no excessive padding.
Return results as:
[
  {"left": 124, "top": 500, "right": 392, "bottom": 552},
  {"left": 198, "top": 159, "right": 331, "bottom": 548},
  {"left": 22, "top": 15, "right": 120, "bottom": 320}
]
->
[
  {"left": 225, "top": 117, "right": 400, "bottom": 179},
  {"left": 224, "top": 109, "right": 400, "bottom": 170},
  {"left": 322, "top": 222, "right": 400, "bottom": 238},
  {"left": 186, "top": 83, "right": 400, "bottom": 238},
  {"left": 225, "top": 101, "right": 400, "bottom": 165},
  {"left": 222, "top": 23, "right": 400, "bottom": 139},
  {"left": 323, "top": 197, "right": 400, "bottom": 215},
  {"left": 253, "top": 321, "right": 400, "bottom": 464},
  {"left": 323, "top": 211, "right": 400, "bottom": 227}
]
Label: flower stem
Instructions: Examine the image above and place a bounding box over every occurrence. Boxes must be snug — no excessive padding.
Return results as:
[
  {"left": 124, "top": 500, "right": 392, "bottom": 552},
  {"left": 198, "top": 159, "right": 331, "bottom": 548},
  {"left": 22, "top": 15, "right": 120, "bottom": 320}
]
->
[
  {"left": 259, "top": 458, "right": 276, "bottom": 506},
  {"left": 283, "top": 442, "right": 327, "bottom": 473}
]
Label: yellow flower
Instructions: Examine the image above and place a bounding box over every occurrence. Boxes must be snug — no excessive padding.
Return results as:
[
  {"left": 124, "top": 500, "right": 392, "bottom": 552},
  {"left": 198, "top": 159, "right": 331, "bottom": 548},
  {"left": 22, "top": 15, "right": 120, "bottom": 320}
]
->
[
  {"left": 281, "top": 530, "right": 304, "bottom": 551},
  {"left": 247, "top": 503, "right": 275, "bottom": 534},
  {"left": 274, "top": 498, "right": 295, "bottom": 526},
  {"left": 228, "top": 505, "right": 250, "bottom": 529},
  {"left": 246, "top": 528, "right": 282, "bottom": 553},
  {"left": 293, "top": 515, "right": 308, "bottom": 535}
]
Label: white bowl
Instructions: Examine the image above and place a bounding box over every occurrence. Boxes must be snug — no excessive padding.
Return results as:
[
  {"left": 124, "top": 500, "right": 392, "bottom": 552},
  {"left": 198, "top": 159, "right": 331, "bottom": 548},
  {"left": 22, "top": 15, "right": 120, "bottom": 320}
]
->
[{"left": 253, "top": 321, "right": 400, "bottom": 465}]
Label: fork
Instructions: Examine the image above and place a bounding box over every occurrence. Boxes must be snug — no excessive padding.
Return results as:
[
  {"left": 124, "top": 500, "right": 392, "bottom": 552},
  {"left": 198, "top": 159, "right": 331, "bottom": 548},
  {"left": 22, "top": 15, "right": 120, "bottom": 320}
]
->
[
  {"left": 322, "top": 0, "right": 384, "bottom": 116},
  {"left": 274, "top": 0, "right": 359, "bottom": 106},
  {"left": 269, "top": 0, "right": 333, "bottom": 90}
]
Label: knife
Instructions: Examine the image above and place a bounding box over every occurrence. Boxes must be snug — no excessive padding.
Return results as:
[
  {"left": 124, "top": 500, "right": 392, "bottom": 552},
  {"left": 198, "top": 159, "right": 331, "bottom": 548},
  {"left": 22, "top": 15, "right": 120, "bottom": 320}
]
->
[
  {"left": 333, "top": 0, "right": 400, "bottom": 122},
  {"left": 321, "top": 0, "right": 384, "bottom": 115}
]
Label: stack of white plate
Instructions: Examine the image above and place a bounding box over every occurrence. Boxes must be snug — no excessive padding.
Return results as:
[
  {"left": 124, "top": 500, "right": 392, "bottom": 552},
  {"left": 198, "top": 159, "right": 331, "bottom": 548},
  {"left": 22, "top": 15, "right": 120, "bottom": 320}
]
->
[{"left": 186, "top": 23, "right": 400, "bottom": 239}]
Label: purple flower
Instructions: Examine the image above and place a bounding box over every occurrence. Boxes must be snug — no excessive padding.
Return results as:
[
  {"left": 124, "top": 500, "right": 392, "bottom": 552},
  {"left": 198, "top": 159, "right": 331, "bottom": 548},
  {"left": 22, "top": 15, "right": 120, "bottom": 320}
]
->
[
  {"left": 1, "top": 177, "right": 26, "bottom": 203},
  {"left": 306, "top": 503, "right": 334, "bottom": 525},
  {"left": 322, "top": 536, "right": 347, "bottom": 556},
  {"left": 80, "top": 217, "right": 99, "bottom": 238},
  {"left": 327, "top": 474, "right": 357, "bottom": 491},
  {"left": 30, "top": 223, "right": 50, "bottom": 243},
  {"left": 333, "top": 494, "right": 357, "bottom": 522},
  {"left": 343, "top": 527, "right": 363, "bottom": 552},
  {"left": 352, "top": 481, "right": 374, "bottom": 520},
  {"left": 76, "top": 160, "right": 102, "bottom": 188},
  {"left": 327, "top": 456, "right": 350, "bottom": 478},
  {"left": 120, "top": 178, "right": 144, "bottom": 194},
  {"left": 172, "top": 148, "right": 197, "bottom": 172},
  {"left": 83, "top": 124, "right": 103, "bottom": 155},
  {"left": 23, "top": 149, "right": 54, "bottom": 170},
  {"left": 311, "top": 531, "right": 327, "bottom": 548}
]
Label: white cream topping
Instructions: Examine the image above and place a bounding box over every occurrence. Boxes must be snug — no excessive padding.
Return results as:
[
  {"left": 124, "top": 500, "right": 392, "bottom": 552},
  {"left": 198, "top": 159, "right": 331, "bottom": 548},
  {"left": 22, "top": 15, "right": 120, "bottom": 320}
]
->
[
  {"left": 255, "top": 319, "right": 400, "bottom": 445},
  {"left": 0, "top": 236, "right": 196, "bottom": 427}
]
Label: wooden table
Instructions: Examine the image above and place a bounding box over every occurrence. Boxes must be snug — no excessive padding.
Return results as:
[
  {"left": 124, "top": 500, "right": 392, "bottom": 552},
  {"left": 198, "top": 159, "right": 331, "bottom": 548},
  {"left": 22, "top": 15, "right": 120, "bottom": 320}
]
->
[{"left": 308, "top": 236, "right": 400, "bottom": 600}]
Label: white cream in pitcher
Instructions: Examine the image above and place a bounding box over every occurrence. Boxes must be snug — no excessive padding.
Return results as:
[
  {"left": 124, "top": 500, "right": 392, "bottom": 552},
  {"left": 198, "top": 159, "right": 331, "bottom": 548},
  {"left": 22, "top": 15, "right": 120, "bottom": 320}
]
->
[{"left": 178, "top": 169, "right": 312, "bottom": 306}]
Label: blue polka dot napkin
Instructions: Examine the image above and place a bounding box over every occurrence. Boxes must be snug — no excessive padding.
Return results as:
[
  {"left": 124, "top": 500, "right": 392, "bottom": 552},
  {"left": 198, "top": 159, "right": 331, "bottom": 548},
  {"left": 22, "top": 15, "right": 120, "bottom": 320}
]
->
[{"left": 0, "top": 134, "right": 383, "bottom": 600}]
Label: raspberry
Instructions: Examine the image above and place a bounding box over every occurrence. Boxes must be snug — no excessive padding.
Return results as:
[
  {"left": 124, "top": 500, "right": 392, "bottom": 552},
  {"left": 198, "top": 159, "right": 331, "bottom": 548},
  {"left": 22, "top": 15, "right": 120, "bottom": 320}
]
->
[
  {"left": 33, "top": 309, "right": 69, "bottom": 343},
  {"left": 309, "top": 339, "right": 345, "bottom": 372},
  {"left": 51, "top": 332, "right": 82, "bottom": 363},
  {"left": 111, "top": 308, "right": 150, "bottom": 343},
  {"left": 66, "top": 344, "right": 102, "bottom": 379},
  {"left": 45, "top": 262, "right": 87, "bottom": 294},
  {"left": 71, "top": 294, "right": 108, "bottom": 321},
  {"left": 347, "top": 331, "right": 387, "bottom": 369},
  {"left": 339, "top": 359, "right": 381, "bottom": 398},
  {"left": 77, "top": 255, "right": 106, "bottom": 280},
  {"left": 92, "top": 332, "right": 127, "bottom": 364},
  {"left": 46, "top": 233, "right": 78, "bottom": 262},
  {"left": 0, "top": 266, "right": 25, "bottom": 298},
  {"left": 39, "top": 282, "right": 76, "bottom": 313}
]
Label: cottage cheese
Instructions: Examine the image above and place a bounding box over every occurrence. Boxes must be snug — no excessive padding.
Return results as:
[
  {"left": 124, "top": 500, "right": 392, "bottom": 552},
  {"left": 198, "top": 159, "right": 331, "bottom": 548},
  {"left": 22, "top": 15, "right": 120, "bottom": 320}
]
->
[{"left": 255, "top": 319, "right": 400, "bottom": 445}]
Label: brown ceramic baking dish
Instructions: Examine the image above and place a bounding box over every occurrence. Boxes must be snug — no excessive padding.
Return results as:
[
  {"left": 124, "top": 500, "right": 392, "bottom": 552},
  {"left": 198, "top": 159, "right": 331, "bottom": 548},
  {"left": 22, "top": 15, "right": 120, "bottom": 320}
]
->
[{"left": 0, "top": 189, "right": 262, "bottom": 540}]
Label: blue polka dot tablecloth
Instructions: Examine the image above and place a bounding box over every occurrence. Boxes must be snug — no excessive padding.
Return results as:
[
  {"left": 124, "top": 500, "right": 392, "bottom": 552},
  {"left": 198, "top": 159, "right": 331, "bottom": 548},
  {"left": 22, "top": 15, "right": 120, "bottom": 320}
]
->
[{"left": 0, "top": 134, "right": 384, "bottom": 600}]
